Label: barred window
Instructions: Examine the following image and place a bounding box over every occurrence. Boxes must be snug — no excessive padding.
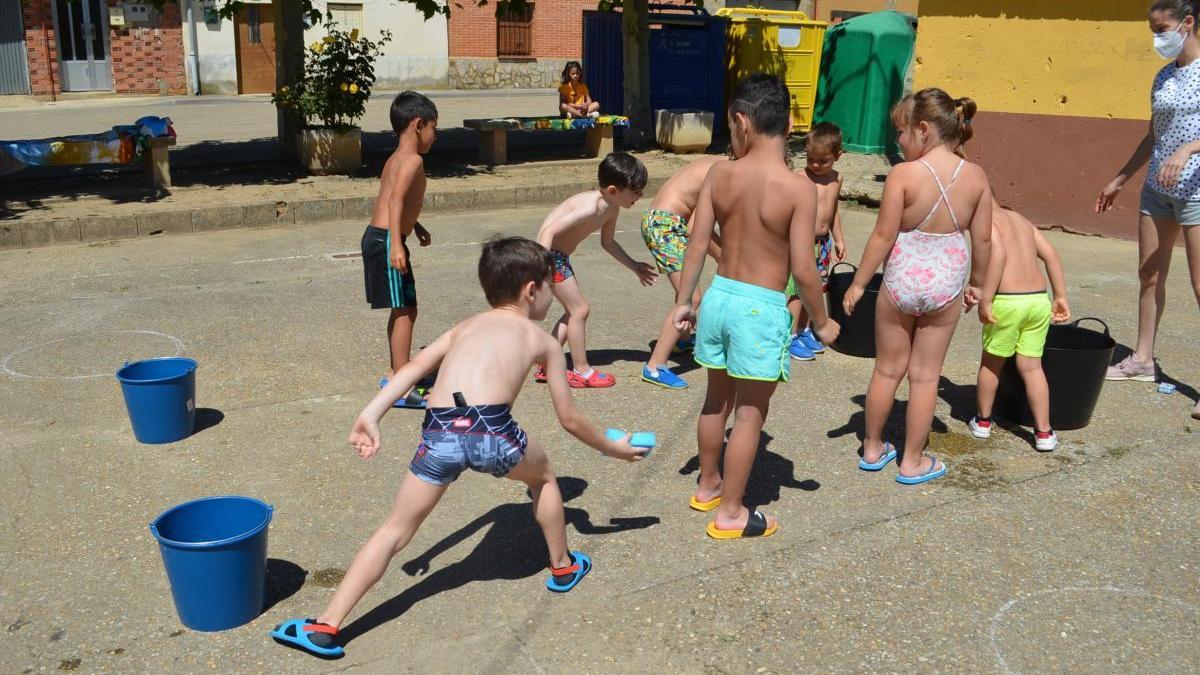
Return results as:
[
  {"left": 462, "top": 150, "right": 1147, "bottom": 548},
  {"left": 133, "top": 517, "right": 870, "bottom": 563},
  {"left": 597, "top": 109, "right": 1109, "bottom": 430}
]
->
[{"left": 497, "top": 3, "right": 534, "bottom": 58}]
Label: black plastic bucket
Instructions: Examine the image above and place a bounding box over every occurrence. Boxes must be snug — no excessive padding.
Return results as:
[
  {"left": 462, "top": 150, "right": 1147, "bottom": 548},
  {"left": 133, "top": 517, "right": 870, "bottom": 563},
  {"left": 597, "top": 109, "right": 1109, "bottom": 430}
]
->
[
  {"left": 825, "top": 262, "right": 884, "bottom": 358},
  {"left": 995, "top": 317, "right": 1116, "bottom": 431}
]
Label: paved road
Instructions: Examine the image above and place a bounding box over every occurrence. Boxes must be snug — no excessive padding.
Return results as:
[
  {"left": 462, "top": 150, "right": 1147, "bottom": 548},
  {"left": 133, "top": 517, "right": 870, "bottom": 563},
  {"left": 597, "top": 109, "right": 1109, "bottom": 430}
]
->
[{"left": 1, "top": 206, "right": 1197, "bottom": 673}]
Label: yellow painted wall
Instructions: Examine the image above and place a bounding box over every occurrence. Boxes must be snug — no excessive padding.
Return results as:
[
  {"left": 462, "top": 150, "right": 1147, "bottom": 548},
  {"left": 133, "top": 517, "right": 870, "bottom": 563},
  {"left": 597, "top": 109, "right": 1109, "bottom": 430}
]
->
[
  {"left": 815, "top": 1, "right": 919, "bottom": 22},
  {"left": 915, "top": 1, "right": 1162, "bottom": 120}
]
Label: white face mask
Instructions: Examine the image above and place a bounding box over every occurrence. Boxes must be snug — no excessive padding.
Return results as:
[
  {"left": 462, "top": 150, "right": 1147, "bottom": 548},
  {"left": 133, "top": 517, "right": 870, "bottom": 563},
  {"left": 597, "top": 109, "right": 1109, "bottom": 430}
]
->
[{"left": 1155, "top": 21, "right": 1189, "bottom": 60}]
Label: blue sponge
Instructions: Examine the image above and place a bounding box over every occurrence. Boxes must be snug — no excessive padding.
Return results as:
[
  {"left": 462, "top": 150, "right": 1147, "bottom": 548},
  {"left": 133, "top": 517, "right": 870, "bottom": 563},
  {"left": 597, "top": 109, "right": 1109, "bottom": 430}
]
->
[{"left": 605, "top": 428, "right": 656, "bottom": 455}]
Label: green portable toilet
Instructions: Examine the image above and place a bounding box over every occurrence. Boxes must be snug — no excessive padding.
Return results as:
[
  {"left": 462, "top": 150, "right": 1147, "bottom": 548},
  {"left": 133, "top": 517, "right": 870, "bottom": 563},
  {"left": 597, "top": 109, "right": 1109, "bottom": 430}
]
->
[{"left": 813, "top": 11, "right": 916, "bottom": 154}]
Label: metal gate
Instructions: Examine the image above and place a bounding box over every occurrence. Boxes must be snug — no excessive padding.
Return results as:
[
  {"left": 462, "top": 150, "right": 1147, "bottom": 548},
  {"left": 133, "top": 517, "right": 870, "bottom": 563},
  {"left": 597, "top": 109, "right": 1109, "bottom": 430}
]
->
[
  {"left": 0, "top": 0, "right": 31, "bottom": 94},
  {"left": 54, "top": 0, "right": 112, "bottom": 91}
]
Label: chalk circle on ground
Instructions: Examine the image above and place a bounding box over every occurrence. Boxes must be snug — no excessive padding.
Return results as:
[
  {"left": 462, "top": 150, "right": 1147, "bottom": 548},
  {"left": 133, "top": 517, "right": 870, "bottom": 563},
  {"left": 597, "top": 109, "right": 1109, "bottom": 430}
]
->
[
  {"left": 990, "top": 585, "right": 1199, "bottom": 674},
  {"left": 1, "top": 330, "right": 185, "bottom": 380}
]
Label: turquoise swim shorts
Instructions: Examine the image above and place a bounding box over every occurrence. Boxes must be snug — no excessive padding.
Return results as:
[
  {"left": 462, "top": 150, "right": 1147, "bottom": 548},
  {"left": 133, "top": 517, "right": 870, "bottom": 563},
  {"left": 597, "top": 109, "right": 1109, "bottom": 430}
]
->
[{"left": 694, "top": 275, "right": 792, "bottom": 382}]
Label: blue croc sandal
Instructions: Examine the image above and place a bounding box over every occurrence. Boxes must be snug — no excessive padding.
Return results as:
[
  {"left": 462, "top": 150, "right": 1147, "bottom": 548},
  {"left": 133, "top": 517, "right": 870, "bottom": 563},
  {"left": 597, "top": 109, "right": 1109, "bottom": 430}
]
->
[
  {"left": 270, "top": 618, "right": 344, "bottom": 659},
  {"left": 545, "top": 551, "right": 592, "bottom": 593},
  {"left": 895, "top": 455, "right": 947, "bottom": 485},
  {"left": 379, "top": 378, "right": 428, "bottom": 409},
  {"left": 858, "top": 442, "right": 898, "bottom": 471}
]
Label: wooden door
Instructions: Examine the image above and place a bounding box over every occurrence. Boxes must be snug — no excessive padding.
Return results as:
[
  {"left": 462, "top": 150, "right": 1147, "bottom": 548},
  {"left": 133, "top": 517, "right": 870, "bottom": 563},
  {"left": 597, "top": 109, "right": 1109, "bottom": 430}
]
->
[{"left": 235, "top": 3, "right": 275, "bottom": 94}]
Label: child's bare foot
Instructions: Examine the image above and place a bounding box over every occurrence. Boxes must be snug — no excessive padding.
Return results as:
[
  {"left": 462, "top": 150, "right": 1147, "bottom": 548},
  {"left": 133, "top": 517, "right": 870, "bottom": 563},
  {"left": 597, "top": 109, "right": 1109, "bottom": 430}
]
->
[
  {"left": 707, "top": 508, "right": 778, "bottom": 539},
  {"left": 861, "top": 439, "right": 891, "bottom": 465},
  {"left": 689, "top": 480, "right": 722, "bottom": 511}
]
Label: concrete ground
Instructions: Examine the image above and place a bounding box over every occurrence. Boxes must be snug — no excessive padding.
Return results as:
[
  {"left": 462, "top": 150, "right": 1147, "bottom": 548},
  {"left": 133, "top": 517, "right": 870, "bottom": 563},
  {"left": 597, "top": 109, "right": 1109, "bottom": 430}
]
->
[{"left": 1, "top": 206, "right": 1197, "bottom": 674}]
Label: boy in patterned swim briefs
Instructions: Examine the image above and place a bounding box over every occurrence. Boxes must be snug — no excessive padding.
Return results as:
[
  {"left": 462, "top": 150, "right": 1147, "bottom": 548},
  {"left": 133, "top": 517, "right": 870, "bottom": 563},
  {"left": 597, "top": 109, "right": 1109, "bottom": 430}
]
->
[
  {"left": 640, "top": 155, "right": 727, "bottom": 390},
  {"left": 535, "top": 153, "right": 658, "bottom": 388},
  {"left": 270, "top": 237, "right": 645, "bottom": 659},
  {"left": 785, "top": 122, "right": 847, "bottom": 361}
]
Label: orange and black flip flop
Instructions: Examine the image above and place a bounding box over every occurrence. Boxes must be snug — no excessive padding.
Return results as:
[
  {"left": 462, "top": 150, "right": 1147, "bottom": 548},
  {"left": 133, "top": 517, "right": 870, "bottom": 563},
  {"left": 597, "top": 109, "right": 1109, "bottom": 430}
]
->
[{"left": 706, "top": 510, "right": 778, "bottom": 540}]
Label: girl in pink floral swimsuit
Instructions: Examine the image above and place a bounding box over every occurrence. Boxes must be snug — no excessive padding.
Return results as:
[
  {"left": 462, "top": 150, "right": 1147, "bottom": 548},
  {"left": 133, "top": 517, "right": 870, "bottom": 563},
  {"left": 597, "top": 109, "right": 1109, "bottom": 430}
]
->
[{"left": 842, "top": 88, "right": 993, "bottom": 485}]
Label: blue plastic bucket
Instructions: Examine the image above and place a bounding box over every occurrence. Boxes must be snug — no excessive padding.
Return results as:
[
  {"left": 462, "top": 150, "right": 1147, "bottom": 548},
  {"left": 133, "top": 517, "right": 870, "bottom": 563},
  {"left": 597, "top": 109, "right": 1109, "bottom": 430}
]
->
[
  {"left": 150, "top": 496, "right": 274, "bottom": 632},
  {"left": 116, "top": 357, "right": 197, "bottom": 444}
]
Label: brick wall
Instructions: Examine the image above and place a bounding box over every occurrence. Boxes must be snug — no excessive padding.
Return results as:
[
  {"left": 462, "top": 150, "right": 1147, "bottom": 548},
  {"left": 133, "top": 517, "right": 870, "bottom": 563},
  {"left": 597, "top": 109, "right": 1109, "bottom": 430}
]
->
[
  {"left": 449, "top": 0, "right": 601, "bottom": 59},
  {"left": 22, "top": 0, "right": 59, "bottom": 96},
  {"left": 22, "top": 0, "right": 187, "bottom": 96}
]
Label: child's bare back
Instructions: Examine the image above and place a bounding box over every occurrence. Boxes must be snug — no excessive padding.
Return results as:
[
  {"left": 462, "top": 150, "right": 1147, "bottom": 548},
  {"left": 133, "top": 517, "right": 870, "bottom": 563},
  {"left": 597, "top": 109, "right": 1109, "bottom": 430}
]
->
[
  {"left": 424, "top": 309, "right": 555, "bottom": 407},
  {"left": 992, "top": 208, "right": 1050, "bottom": 294},
  {"left": 708, "top": 157, "right": 815, "bottom": 291},
  {"left": 652, "top": 155, "right": 726, "bottom": 218}
]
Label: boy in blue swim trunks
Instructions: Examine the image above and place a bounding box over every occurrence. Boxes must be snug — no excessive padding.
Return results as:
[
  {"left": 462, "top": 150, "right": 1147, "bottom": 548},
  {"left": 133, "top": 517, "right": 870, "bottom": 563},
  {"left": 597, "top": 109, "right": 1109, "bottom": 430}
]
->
[
  {"left": 362, "top": 92, "right": 437, "bottom": 408},
  {"left": 785, "top": 122, "right": 847, "bottom": 361},
  {"left": 673, "top": 74, "right": 839, "bottom": 539},
  {"left": 272, "top": 237, "right": 645, "bottom": 658}
]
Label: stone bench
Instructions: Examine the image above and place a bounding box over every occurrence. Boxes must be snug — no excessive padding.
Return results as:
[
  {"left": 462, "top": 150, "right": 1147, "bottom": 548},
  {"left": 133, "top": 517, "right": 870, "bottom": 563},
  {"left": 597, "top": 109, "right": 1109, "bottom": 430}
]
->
[{"left": 462, "top": 115, "right": 630, "bottom": 165}]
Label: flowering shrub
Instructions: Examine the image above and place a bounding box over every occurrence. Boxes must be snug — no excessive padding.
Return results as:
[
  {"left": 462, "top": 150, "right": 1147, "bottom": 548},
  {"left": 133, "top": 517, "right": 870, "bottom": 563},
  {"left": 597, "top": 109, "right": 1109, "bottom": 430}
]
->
[{"left": 273, "top": 23, "right": 392, "bottom": 130}]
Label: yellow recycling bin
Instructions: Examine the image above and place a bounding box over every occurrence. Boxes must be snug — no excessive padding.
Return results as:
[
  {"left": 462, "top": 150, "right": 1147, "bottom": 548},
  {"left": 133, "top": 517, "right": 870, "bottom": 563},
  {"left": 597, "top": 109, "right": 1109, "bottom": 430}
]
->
[{"left": 716, "top": 7, "right": 827, "bottom": 134}]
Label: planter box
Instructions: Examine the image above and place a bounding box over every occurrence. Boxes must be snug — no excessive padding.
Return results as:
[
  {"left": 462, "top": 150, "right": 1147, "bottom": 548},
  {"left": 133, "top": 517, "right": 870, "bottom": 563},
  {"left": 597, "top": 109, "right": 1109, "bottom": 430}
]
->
[
  {"left": 296, "top": 127, "right": 362, "bottom": 175},
  {"left": 656, "top": 109, "right": 715, "bottom": 154}
]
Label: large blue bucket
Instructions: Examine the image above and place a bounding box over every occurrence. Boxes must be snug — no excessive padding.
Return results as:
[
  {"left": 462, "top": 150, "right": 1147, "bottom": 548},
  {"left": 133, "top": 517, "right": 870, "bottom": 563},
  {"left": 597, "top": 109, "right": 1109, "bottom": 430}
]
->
[
  {"left": 116, "top": 357, "right": 197, "bottom": 444},
  {"left": 150, "top": 496, "right": 274, "bottom": 632}
]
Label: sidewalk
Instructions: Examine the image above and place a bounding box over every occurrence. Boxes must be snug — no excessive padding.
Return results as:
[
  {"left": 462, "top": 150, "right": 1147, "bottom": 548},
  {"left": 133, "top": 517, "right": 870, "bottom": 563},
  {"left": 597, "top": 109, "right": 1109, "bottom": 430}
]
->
[{"left": 0, "top": 88, "right": 892, "bottom": 250}]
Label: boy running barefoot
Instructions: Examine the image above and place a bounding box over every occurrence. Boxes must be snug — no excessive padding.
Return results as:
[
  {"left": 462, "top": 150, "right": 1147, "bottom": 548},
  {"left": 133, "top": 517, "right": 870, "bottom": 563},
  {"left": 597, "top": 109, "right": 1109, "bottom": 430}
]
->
[
  {"left": 673, "top": 74, "right": 839, "bottom": 539},
  {"left": 640, "top": 154, "right": 727, "bottom": 390},
  {"left": 969, "top": 206, "right": 1071, "bottom": 451},
  {"left": 536, "top": 152, "right": 658, "bottom": 388},
  {"left": 362, "top": 92, "right": 437, "bottom": 408},
  {"left": 786, "top": 122, "right": 847, "bottom": 361},
  {"left": 271, "top": 237, "right": 645, "bottom": 659}
]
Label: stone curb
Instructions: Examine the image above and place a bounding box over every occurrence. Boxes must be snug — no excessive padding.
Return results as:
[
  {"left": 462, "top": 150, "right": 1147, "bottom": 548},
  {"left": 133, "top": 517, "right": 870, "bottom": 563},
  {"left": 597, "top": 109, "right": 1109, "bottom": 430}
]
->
[
  {"left": 2, "top": 171, "right": 888, "bottom": 252},
  {"left": 2, "top": 175, "right": 671, "bottom": 251}
]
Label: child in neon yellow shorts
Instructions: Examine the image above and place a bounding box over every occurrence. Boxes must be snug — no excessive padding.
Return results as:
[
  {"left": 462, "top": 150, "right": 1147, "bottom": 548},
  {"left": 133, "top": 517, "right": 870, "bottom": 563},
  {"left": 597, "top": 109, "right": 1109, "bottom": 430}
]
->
[{"left": 969, "top": 206, "right": 1071, "bottom": 451}]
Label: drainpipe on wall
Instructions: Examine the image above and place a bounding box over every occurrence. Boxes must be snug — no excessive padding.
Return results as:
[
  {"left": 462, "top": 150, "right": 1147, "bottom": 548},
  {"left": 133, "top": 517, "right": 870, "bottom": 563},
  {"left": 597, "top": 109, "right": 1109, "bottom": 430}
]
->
[{"left": 186, "top": 0, "right": 202, "bottom": 94}]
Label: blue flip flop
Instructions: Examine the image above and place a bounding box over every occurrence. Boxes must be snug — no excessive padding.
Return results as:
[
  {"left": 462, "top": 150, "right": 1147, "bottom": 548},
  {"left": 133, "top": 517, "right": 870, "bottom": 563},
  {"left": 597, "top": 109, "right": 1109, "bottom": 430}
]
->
[
  {"left": 895, "top": 455, "right": 947, "bottom": 485},
  {"left": 269, "top": 618, "right": 344, "bottom": 659},
  {"left": 858, "top": 442, "right": 898, "bottom": 471},
  {"left": 545, "top": 551, "right": 592, "bottom": 593}
]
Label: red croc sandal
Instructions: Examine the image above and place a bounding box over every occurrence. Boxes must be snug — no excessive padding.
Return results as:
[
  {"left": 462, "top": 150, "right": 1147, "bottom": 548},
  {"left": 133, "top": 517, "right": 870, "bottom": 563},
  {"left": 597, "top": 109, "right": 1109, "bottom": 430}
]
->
[{"left": 568, "top": 369, "right": 616, "bottom": 388}]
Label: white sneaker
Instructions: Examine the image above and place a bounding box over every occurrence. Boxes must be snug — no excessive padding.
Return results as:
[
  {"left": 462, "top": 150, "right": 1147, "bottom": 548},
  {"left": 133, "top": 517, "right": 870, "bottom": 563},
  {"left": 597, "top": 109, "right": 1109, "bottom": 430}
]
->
[
  {"left": 1034, "top": 430, "right": 1058, "bottom": 452},
  {"left": 968, "top": 416, "right": 992, "bottom": 439}
]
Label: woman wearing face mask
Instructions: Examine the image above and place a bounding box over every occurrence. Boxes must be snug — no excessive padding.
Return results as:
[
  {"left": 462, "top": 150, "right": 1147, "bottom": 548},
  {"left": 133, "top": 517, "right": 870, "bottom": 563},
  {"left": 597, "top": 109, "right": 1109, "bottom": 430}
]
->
[{"left": 1097, "top": 0, "right": 1200, "bottom": 421}]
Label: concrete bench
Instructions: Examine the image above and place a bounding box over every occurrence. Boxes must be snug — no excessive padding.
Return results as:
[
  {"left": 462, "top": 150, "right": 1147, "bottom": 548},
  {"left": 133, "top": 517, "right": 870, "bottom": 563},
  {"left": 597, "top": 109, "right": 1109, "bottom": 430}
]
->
[
  {"left": 462, "top": 116, "right": 630, "bottom": 165},
  {"left": 141, "top": 136, "right": 176, "bottom": 188}
]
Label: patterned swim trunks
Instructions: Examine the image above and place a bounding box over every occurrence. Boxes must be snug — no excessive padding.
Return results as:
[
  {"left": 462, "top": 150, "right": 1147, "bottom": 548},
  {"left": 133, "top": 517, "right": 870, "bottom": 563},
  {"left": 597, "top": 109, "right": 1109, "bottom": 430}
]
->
[
  {"left": 785, "top": 234, "right": 835, "bottom": 297},
  {"left": 640, "top": 208, "right": 689, "bottom": 274},
  {"left": 550, "top": 248, "right": 574, "bottom": 284}
]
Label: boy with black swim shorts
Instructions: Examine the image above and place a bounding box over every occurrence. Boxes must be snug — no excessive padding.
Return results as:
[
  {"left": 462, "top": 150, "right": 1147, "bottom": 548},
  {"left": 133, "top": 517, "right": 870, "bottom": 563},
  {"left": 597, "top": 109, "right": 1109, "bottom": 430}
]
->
[
  {"left": 361, "top": 92, "right": 437, "bottom": 408},
  {"left": 271, "top": 237, "right": 645, "bottom": 659}
]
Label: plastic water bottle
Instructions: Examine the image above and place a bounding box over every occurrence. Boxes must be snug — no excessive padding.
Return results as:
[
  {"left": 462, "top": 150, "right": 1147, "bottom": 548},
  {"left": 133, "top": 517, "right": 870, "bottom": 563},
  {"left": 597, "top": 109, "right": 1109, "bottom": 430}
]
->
[{"left": 1157, "top": 382, "right": 1176, "bottom": 394}]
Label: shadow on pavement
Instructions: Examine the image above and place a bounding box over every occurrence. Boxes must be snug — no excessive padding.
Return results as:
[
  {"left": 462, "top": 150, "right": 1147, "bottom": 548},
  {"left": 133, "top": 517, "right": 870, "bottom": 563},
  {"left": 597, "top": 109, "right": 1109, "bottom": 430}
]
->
[
  {"left": 193, "top": 408, "right": 225, "bottom": 435},
  {"left": 337, "top": 476, "right": 658, "bottom": 645},
  {"left": 264, "top": 558, "right": 308, "bottom": 612},
  {"left": 825, "top": 394, "right": 951, "bottom": 457},
  {"left": 936, "top": 375, "right": 1034, "bottom": 445},
  {"left": 677, "top": 431, "right": 820, "bottom": 511}
]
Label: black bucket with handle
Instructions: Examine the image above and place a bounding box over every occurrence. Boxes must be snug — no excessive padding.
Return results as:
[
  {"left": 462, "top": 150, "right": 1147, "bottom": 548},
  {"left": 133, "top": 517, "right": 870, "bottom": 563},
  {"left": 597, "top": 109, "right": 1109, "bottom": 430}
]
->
[
  {"left": 995, "top": 317, "right": 1116, "bottom": 431},
  {"left": 825, "top": 262, "right": 884, "bottom": 358}
]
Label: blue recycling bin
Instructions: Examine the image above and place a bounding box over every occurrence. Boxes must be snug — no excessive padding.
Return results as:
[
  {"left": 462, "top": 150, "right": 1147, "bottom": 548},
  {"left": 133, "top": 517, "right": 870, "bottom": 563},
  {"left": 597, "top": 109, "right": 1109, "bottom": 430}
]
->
[
  {"left": 116, "top": 357, "right": 196, "bottom": 444},
  {"left": 150, "top": 496, "right": 274, "bottom": 632}
]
